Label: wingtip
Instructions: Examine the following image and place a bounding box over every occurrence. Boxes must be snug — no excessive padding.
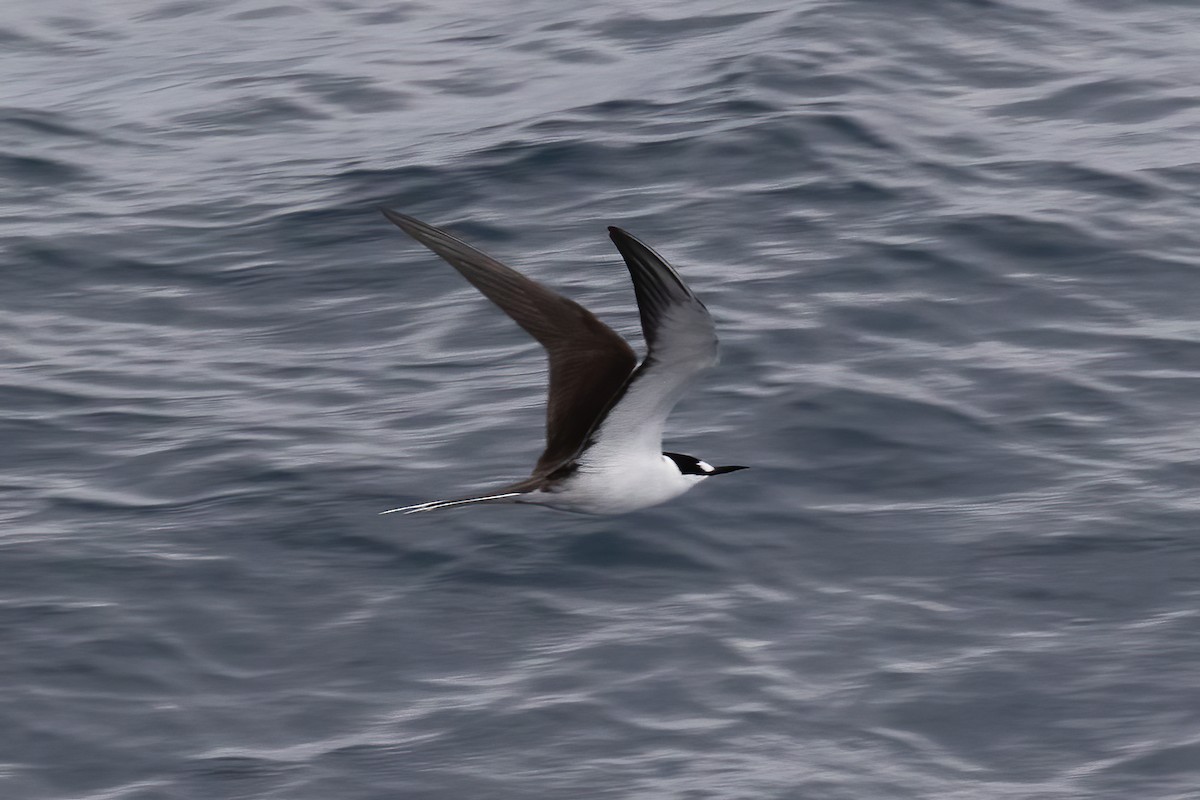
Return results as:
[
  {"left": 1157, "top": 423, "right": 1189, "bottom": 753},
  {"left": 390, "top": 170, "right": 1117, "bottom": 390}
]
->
[
  {"left": 607, "top": 224, "right": 690, "bottom": 293},
  {"left": 607, "top": 225, "right": 631, "bottom": 242},
  {"left": 380, "top": 207, "right": 408, "bottom": 226},
  {"left": 381, "top": 208, "right": 436, "bottom": 241}
]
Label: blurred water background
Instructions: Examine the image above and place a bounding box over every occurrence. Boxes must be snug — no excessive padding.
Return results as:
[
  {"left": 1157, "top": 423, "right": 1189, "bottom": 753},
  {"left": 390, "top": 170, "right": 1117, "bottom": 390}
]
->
[{"left": 3, "top": 0, "right": 1200, "bottom": 797}]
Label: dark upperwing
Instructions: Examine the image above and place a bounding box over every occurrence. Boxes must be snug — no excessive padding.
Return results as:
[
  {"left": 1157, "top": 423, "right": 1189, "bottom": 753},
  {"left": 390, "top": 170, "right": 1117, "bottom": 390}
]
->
[{"left": 381, "top": 210, "right": 637, "bottom": 475}]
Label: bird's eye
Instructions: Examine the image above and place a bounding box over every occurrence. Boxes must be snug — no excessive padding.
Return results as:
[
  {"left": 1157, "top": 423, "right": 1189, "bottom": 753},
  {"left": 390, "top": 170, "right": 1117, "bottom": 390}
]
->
[{"left": 698, "top": 460, "right": 714, "bottom": 473}]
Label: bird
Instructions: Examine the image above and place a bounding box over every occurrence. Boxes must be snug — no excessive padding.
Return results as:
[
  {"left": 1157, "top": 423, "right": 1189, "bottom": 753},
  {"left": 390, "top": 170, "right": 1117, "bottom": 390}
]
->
[{"left": 379, "top": 210, "right": 746, "bottom": 515}]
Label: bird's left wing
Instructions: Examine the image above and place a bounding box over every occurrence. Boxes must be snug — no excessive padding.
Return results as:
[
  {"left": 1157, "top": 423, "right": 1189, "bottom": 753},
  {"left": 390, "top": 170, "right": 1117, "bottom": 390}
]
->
[
  {"left": 576, "top": 227, "right": 718, "bottom": 466},
  {"left": 381, "top": 210, "right": 637, "bottom": 475}
]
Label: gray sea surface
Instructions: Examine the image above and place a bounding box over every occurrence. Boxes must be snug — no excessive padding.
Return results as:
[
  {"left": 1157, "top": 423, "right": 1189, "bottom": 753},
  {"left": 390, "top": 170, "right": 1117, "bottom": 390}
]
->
[{"left": 3, "top": 0, "right": 1200, "bottom": 798}]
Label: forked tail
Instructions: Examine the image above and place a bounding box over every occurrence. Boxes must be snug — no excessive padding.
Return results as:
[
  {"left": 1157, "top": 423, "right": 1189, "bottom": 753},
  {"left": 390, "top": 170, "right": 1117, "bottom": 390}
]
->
[{"left": 380, "top": 491, "right": 525, "bottom": 516}]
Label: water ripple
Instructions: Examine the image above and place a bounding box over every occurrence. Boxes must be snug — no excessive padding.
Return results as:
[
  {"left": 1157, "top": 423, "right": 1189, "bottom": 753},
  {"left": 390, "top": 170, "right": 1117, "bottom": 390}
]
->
[{"left": 3, "top": 0, "right": 1200, "bottom": 798}]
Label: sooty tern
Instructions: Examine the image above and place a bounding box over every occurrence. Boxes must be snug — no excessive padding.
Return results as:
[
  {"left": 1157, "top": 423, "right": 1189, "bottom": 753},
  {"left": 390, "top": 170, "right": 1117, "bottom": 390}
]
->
[{"left": 380, "top": 210, "right": 746, "bottom": 515}]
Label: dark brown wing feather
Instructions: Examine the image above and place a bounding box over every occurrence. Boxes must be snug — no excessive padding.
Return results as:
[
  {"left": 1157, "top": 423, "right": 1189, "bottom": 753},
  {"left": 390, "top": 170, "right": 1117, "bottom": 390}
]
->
[{"left": 381, "top": 210, "right": 637, "bottom": 475}]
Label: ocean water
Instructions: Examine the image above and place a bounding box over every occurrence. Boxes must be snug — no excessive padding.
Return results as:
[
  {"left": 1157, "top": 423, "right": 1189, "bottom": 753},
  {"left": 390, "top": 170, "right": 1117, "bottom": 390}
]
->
[{"left": 3, "top": 0, "right": 1200, "bottom": 797}]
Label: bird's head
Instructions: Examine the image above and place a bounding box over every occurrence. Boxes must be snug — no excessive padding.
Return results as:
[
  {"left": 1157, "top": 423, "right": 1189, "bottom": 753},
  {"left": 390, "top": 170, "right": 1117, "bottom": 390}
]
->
[{"left": 663, "top": 451, "right": 748, "bottom": 483}]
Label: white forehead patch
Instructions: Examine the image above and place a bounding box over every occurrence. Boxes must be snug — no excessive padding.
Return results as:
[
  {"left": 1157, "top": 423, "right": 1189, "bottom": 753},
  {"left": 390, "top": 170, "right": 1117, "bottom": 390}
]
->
[{"left": 698, "top": 460, "right": 714, "bottom": 473}]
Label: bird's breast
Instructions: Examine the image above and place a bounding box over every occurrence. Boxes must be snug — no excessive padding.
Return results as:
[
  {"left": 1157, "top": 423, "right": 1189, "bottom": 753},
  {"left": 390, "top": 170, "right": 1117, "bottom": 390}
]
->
[{"left": 534, "top": 453, "right": 694, "bottom": 515}]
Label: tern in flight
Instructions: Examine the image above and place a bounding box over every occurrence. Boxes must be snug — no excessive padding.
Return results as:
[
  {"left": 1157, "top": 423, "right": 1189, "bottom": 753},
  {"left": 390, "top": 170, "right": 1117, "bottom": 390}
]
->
[{"left": 380, "top": 210, "right": 746, "bottom": 515}]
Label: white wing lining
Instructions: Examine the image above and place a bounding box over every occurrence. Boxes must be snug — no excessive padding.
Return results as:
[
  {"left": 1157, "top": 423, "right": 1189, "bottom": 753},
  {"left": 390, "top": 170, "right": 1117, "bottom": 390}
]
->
[{"left": 578, "top": 227, "right": 719, "bottom": 467}]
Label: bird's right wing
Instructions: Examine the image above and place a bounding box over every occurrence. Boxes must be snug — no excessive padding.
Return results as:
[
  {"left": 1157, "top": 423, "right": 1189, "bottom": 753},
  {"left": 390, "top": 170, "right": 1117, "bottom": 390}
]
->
[
  {"left": 382, "top": 210, "right": 637, "bottom": 474},
  {"left": 576, "top": 227, "right": 719, "bottom": 467}
]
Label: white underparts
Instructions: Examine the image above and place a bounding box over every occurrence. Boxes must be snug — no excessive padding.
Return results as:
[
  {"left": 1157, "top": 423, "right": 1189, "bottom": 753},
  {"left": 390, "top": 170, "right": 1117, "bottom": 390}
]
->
[{"left": 526, "top": 453, "right": 705, "bottom": 515}]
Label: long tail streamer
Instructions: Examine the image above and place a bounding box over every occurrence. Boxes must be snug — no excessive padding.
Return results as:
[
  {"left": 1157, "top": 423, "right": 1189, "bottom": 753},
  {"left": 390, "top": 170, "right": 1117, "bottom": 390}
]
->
[{"left": 380, "top": 492, "right": 524, "bottom": 515}]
